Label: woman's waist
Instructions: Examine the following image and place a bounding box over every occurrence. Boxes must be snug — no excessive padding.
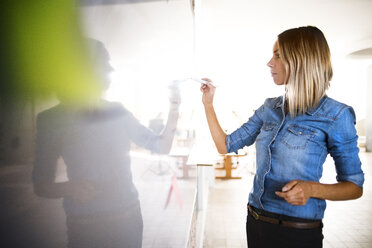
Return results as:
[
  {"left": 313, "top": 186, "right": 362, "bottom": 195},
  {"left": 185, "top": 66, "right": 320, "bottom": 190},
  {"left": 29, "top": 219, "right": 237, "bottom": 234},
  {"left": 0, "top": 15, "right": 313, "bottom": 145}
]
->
[
  {"left": 248, "top": 203, "right": 323, "bottom": 222},
  {"left": 249, "top": 190, "right": 326, "bottom": 220}
]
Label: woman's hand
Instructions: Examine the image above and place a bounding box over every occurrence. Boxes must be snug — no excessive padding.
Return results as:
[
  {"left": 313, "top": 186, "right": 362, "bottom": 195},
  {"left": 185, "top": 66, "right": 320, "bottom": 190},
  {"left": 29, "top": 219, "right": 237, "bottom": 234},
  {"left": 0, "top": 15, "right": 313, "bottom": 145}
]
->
[
  {"left": 275, "top": 180, "right": 313, "bottom": 206},
  {"left": 199, "top": 77, "right": 227, "bottom": 154},
  {"left": 200, "top": 78, "right": 216, "bottom": 106},
  {"left": 275, "top": 180, "right": 362, "bottom": 205}
]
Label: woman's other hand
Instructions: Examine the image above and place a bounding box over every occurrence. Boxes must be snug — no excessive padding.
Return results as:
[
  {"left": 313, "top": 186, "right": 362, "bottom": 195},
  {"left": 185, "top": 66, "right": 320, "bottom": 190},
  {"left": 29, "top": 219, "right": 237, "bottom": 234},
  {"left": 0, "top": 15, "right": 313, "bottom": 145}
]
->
[
  {"left": 275, "top": 180, "right": 362, "bottom": 205},
  {"left": 275, "top": 180, "right": 313, "bottom": 206}
]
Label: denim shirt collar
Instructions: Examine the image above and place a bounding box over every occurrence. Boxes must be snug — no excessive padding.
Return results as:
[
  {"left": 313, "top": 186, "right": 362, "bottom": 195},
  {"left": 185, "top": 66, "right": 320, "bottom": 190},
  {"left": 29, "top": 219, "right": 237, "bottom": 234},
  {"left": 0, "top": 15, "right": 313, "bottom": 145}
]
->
[
  {"left": 274, "top": 95, "right": 285, "bottom": 109},
  {"left": 274, "top": 95, "right": 329, "bottom": 116},
  {"left": 306, "top": 95, "right": 328, "bottom": 116}
]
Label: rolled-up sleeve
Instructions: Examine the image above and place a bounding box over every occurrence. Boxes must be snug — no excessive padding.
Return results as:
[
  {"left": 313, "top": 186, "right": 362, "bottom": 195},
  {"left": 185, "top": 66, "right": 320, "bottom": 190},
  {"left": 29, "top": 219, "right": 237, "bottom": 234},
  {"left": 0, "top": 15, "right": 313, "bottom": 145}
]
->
[
  {"left": 226, "top": 106, "right": 264, "bottom": 154},
  {"left": 327, "top": 106, "right": 364, "bottom": 188}
]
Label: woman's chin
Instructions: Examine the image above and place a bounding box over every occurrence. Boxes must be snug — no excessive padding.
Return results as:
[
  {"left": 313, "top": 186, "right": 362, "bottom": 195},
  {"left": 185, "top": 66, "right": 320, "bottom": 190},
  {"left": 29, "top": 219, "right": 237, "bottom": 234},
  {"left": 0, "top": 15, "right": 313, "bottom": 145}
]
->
[{"left": 274, "top": 80, "right": 285, "bottom": 86}]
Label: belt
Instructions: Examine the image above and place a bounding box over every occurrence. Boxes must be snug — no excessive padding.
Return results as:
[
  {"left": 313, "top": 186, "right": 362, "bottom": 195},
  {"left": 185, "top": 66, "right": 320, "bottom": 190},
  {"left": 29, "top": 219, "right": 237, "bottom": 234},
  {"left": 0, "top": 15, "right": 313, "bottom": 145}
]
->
[{"left": 248, "top": 205, "right": 321, "bottom": 229}]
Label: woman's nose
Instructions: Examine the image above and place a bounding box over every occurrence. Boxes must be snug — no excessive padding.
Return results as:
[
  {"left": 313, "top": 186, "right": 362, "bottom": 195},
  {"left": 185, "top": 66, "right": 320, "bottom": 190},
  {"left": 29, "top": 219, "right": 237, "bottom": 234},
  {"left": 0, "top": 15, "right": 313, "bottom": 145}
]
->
[{"left": 267, "top": 58, "right": 273, "bottom": 67}]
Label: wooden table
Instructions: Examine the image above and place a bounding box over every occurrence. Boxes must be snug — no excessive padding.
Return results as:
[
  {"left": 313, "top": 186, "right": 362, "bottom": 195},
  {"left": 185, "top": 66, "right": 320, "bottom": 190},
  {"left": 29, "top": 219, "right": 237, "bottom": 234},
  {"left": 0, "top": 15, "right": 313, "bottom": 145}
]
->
[{"left": 215, "top": 154, "right": 246, "bottom": 179}]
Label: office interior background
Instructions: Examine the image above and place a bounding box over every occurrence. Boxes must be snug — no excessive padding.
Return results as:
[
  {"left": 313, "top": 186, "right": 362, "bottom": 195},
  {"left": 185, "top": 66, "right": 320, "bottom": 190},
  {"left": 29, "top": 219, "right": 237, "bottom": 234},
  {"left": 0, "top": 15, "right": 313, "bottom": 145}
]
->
[{"left": 1, "top": 0, "right": 372, "bottom": 247}]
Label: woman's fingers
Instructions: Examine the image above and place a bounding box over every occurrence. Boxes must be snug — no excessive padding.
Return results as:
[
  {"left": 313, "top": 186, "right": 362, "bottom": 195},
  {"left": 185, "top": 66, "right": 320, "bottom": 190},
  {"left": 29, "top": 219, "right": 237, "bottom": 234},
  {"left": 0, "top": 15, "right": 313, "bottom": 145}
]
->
[
  {"left": 200, "top": 83, "right": 211, "bottom": 92},
  {"left": 275, "top": 180, "right": 311, "bottom": 206},
  {"left": 282, "top": 180, "right": 300, "bottom": 192}
]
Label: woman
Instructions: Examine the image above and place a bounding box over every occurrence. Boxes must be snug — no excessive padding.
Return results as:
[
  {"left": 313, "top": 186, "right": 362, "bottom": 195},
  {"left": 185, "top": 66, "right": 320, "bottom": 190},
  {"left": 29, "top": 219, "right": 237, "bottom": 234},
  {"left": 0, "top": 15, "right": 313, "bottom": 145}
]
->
[{"left": 201, "top": 26, "right": 364, "bottom": 248}]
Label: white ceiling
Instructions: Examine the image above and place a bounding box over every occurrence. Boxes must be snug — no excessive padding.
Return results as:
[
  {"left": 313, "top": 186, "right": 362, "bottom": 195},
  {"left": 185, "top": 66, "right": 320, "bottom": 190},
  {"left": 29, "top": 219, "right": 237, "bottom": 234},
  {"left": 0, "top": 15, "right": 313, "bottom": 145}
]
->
[
  {"left": 82, "top": 0, "right": 372, "bottom": 55},
  {"left": 200, "top": 0, "right": 372, "bottom": 56}
]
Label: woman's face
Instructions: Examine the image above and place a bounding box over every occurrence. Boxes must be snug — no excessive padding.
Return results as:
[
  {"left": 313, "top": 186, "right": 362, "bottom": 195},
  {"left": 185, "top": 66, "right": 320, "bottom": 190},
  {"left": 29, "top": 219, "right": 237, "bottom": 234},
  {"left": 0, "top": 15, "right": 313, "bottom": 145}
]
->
[{"left": 267, "top": 41, "right": 286, "bottom": 85}]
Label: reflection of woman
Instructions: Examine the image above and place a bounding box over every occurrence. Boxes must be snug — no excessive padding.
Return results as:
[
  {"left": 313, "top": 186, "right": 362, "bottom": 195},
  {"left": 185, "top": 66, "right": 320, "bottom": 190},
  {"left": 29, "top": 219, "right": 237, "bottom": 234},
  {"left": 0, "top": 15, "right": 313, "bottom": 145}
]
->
[
  {"left": 32, "top": 40, "right": 180, "bottom": 248},
  {"left": 201, "top": 26, "right": 364, "bottom": 248}
]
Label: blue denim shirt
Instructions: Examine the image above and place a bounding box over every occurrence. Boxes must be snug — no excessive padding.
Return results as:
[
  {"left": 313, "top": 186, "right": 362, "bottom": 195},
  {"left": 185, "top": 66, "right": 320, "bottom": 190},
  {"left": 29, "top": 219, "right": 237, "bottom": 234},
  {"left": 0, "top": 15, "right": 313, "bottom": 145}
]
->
[{"left": 226, "top": 95, "right": 364, "bottom": 220}]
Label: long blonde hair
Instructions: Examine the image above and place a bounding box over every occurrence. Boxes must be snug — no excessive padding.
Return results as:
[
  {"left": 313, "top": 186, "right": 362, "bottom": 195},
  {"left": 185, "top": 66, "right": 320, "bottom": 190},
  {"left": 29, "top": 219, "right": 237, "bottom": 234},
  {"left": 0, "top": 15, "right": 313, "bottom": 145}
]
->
[{"left": 278, "top": 26, "right": 333, "bottom": 117}]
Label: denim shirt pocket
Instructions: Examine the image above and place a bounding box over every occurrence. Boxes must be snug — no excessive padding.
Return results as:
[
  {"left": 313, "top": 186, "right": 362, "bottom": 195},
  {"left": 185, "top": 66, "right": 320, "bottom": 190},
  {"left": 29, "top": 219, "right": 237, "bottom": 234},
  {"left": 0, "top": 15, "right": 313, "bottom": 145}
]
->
[
  {"left": 281, "top": 124, "right": 316, "bottom": 149},
  {"left": 256, "top": 122, "right": 277, "bottom": 142}
]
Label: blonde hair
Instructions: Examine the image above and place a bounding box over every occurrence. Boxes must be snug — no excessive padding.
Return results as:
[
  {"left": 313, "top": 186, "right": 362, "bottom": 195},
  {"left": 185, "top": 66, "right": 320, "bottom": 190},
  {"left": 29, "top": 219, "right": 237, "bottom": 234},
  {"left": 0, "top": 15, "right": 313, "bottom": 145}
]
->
[{"left": 278, "top": 26, "right": 333, "bottom": 117}]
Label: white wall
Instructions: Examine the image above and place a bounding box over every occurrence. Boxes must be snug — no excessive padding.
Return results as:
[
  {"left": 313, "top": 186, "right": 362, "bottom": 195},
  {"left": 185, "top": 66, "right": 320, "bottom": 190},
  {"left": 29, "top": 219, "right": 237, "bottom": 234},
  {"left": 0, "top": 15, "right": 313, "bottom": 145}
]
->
[
  {"left": 367, "top": 65, "right": 372, "bottom": 151},
  {"left": 81, "top": 0, "right": 372, "bottom": 134}
]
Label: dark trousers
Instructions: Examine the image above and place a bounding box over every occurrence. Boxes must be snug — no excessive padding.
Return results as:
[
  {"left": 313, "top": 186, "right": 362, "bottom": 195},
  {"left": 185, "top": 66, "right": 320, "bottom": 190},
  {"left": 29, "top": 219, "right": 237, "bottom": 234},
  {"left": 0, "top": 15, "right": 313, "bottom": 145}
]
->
[
  {"left": 246, "top": 208, "right": 323, "bottom": 248},
  {"left": 66, "top": 204, "right": 143, "bottom": 248}
]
